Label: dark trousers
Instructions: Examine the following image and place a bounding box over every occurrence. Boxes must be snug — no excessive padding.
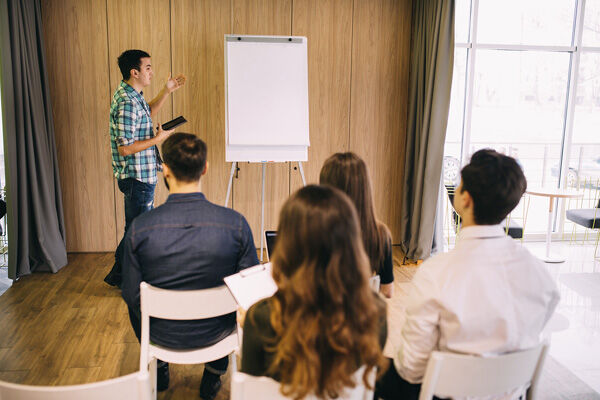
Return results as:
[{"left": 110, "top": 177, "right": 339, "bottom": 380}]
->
[
  {"left": 104, "top": 178, "right": 156, "bottom": 286},
  {"left": 127, "top": 307, "right": 229, "bottom": 374},
  {"left": 375, "top": 358, "right": 447, "bottom": 400}
]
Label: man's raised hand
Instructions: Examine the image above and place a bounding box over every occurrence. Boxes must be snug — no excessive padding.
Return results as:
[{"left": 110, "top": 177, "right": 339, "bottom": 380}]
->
[{"left": 166, "top": 74, "right": 186, "bottom": 93}]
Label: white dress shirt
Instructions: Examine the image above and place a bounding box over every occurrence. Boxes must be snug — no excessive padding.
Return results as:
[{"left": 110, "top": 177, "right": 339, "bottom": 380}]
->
[{"left": 394, "top": 225, "right": 560, "bottom": 398}]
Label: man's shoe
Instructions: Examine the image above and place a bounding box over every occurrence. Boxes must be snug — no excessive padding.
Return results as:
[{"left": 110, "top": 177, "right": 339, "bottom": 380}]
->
[
  {"left": 199, "top": 370, "right": 222, "bottom": 400},
  {"left": 157, "top": 361, "right": 169, "bottom": 392}
]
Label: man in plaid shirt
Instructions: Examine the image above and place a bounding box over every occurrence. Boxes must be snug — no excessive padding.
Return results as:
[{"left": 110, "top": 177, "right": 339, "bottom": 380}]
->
[{"left": 104, "top": 49, "right": 186, "bottom": 287}]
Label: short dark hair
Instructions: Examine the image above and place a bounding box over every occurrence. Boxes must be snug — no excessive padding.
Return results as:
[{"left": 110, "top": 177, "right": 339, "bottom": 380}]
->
[
  {"left": 162, "top": 133, "right": 207, "bottom": 182},
  {"left": 117, "top": 49, "right": 150, "bottom": 80},
  {"left": 460, "top": 149, "right": 527, "bottom": 225}
]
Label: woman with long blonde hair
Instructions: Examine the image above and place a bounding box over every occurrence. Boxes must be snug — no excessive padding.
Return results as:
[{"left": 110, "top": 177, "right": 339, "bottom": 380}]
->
[
  {"left": 241, "top": 185, "right": 387, "bottom": 399},
  {"left": 319, "top": 152, "right": 394, "bottom": 298}
]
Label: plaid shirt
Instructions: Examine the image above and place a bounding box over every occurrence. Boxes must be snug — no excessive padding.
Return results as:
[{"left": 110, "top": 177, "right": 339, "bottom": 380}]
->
[{"left": 110, "top": 81, "right": 162, "bottom": 184}]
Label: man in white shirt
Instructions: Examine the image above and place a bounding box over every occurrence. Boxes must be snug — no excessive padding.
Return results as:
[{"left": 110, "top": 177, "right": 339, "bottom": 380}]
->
[{"left": 376, "top": 149, "right": 560, "bottom": 400}]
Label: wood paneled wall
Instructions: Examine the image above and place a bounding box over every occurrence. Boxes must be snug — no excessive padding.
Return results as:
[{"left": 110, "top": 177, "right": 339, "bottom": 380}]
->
[{"left": 41, "top": 0, "right": 412, "bottom": 252}]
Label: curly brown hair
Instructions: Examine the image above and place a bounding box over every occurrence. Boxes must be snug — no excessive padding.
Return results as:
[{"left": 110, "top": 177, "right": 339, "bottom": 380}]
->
[{"left": 266, "top": 185, "right": 386, "bottom": 399}]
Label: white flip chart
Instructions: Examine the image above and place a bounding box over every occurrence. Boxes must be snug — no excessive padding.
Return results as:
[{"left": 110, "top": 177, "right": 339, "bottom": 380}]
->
[{"left": 224, "top": 35, "right": 310, "bottom": 162}]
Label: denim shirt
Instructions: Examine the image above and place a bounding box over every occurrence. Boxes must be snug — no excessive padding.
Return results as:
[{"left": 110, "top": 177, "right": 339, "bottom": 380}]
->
[{"left": 121, "top": 192, "right": 258, "bottom": 349}]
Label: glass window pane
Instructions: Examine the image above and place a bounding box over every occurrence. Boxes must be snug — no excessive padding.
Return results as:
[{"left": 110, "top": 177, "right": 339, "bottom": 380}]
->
[
  {"left": 569, "top": 53, "right": 600, "bottom": 191},
  {"left": 442, "top": 48, "right": 468, "bottom": 245},
  {"left": 469, "top": 50, "right": 570, "bottom": 233},
  {"left": 582, "top": 0, "right": 600, "bottom": 47},
  {"left": 477, "top": 0, "right": 576, "bottom": 46},
  {"left": 455, "top": 0, "right": 471, "bottom": 43},
  {"left": 443, "top": 48, "right": 468, "bottom": 186}
]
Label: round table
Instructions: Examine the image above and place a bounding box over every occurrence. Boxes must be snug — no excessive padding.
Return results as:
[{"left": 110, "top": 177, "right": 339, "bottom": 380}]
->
[{"left": 526, "top": 187, "right": 583, "bottom": 263}]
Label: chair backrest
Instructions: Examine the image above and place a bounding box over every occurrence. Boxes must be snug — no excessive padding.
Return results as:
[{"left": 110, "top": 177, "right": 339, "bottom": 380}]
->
[
  {"left": 140, "top": 282, "right": 238, "bottom": 320},
  {"left": 418, "top": 343, "right": 549, "bottom": 400},
  {"left": 231, "top": 366, "right": 375, "bottom": 400},
  {"left": 139, "top": 282, "right": 240, "bottom": 370},
  {"left": 369, "top": 275, "right": 380, "bottom": 292},
  {"left": 0, "top": 371, "right": 151, "bottom": 400}
]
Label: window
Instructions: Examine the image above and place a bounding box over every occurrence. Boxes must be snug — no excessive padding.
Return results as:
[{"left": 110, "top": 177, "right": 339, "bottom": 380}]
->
[{"left": 444, "top": 0, "right": 600, "bottom": 237}]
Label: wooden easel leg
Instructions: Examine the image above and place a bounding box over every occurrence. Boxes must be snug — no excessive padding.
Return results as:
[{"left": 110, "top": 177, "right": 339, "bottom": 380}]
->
[
  {"left": 260, "top": 163, "right": 266, "bottom": 262},
  {"left": 298, "top": 161, "right": 306, "bottom": 186},
  {"left": 224, "top": 162, "right": 237, "bottom": 207}
]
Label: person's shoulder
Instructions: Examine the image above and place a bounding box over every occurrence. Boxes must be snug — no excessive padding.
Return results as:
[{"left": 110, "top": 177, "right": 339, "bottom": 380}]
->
[
  {"left": 408, "top": 251, "right": 455, "bottom": 290},
  {"left": 419, "top": 250, "right": 453, "bottom": 271},
  {"left": 112, "top": 89, "right": 133, "bottom": 108},
  {"left": 247, "top": 298, "right": 272, "bottom": 327},
  {"left": 511, "top": 242, "right": 553, "bottom": 274},
  {"left": 204, "top": 199, "right": 251, "bottom": 225},
  {"left": 128, "top": 203, "right": 168, "bottom": 231}
]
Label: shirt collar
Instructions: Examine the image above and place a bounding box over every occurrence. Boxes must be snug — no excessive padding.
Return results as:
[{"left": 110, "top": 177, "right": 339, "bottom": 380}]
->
[
  {"left": 457, "top": 224, "right": 506, "bottom": 242},
  {"left": 166, "top": 192, "right": 206, "bottom": 202},
  {"left": 120, "top": 80, "right": 144, "bottom": 98}
]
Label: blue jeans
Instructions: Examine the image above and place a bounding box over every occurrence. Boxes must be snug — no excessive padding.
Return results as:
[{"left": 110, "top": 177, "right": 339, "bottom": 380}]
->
[{"left": 105, "top": 178, "right": 155, "bottom": 285}]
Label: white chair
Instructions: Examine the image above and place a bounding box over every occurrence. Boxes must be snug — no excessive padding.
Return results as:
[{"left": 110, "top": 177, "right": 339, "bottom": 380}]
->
[
  {"left": 369, "top": 275, "right": 381, "bottom": 292},
  {"left": 0, "top": 371, "right": 151, "bottom": 400},
  {"left": 139, "top": 282, "right": 240, "bottom": 396},
  {"left": 418, "top": 342, "right": 549, "bottom": 400},
  {"left": 231, "top": 365, "right": 375, "bottom": 400}
]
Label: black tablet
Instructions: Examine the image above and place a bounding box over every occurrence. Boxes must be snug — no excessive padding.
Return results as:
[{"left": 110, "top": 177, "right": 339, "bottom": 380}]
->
[{"left": 162, "top": 116, "right": 187, "bottom": 131}]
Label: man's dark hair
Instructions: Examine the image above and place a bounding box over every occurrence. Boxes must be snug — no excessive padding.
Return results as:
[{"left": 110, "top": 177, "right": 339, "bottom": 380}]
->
[
  {"left": 162, "top": 133, "right": 207, "bottom": 182},
  {"left": 460, "top": 149, "right": 527, "bottom": 225},
  {"left": 118, "top": 49, "right": 150, "bottom": 80}
]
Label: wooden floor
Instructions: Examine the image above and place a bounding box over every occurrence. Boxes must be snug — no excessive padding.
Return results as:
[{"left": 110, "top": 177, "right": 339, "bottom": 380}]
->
[
  {"left": 0, "top": 249, "right": 417, "bottom": 399},
  {"left": 0, "top": 249, "right": 596, "bottom": 399}
]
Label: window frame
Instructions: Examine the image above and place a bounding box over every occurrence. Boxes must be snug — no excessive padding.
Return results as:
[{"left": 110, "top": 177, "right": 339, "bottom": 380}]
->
[{"left": 450, "top": 0, "right": 591, "bottom": 240}]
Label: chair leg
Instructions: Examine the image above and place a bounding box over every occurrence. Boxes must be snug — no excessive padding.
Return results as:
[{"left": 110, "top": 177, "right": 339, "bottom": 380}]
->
[
  {"left": 570, "top": 224, "right": 576, "bottom": 245},
  {"left": 149, "top": 357, "right": 157, "bottom": 399},
  {"left": 594, "top": 230, "right": 600, "bottom": 260},
  {"left": 522, "top": 195, "right": 531, "bottom": 244},
  {"left": 231, "top": 351, "right": 239, "bottom": 372}
]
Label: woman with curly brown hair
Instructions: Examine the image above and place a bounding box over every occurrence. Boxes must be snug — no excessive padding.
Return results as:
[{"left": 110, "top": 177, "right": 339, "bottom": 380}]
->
[
  {"left": 241, "top": 185, "right": 387, "bottom": 399},
  {"left": 319, "top": 152, "right": 394, "bottom": 298}
]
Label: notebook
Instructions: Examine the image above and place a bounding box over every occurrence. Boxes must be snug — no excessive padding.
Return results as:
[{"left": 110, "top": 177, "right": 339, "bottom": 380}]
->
[{"left": 223, "top": 263, "right": 277, "bottom": 310}]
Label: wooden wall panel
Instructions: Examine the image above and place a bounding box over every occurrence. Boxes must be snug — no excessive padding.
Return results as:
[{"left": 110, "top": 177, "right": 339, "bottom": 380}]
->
[
  {"left": 232, "top": 0, "right": 293, "bottom": 247},
  {"left": 349, "top": 0, "right": 412, "bottom": 243},
  {"left": 106, "top": 0, "right": 173, "bottom": 243},
  {"left": 290, "top": 0, "right": 353, "bottom": 190},
  {"left": 170, "top": 0, "right": 231, "bottom": 207},
  {"left": 41, "top": 0, "right": 116, "bottom": 252},
  {"left": 42, "top": 0, "right": 412, "bottom": 252}
]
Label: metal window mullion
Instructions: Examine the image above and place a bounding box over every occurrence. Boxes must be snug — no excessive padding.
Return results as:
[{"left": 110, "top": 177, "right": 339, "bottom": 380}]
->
[
  {"left": 473, "top": 43, "right": 576, "bottom": 52},
  {"left": 580, "top": 46, "right": 600, "bottom": 52},
  {"left": 460, "top": 0, "right": 479, "bottom": 166},
  {"left": 558, "top": 0, "right": 586, "bottom": 235}
]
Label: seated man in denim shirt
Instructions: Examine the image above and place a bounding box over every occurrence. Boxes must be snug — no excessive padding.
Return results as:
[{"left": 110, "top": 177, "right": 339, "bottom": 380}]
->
[{"left": 121, "top": 133, "right": 258, "bottom": 399}]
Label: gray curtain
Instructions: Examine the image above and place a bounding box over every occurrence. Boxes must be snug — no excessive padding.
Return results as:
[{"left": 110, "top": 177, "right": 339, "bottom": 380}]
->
[
  {"left": 0, "top": 0, "right": 67, "bottom": 279},
  {"left": 400, "top": 0, "right": 454, "bottom": 262}
]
